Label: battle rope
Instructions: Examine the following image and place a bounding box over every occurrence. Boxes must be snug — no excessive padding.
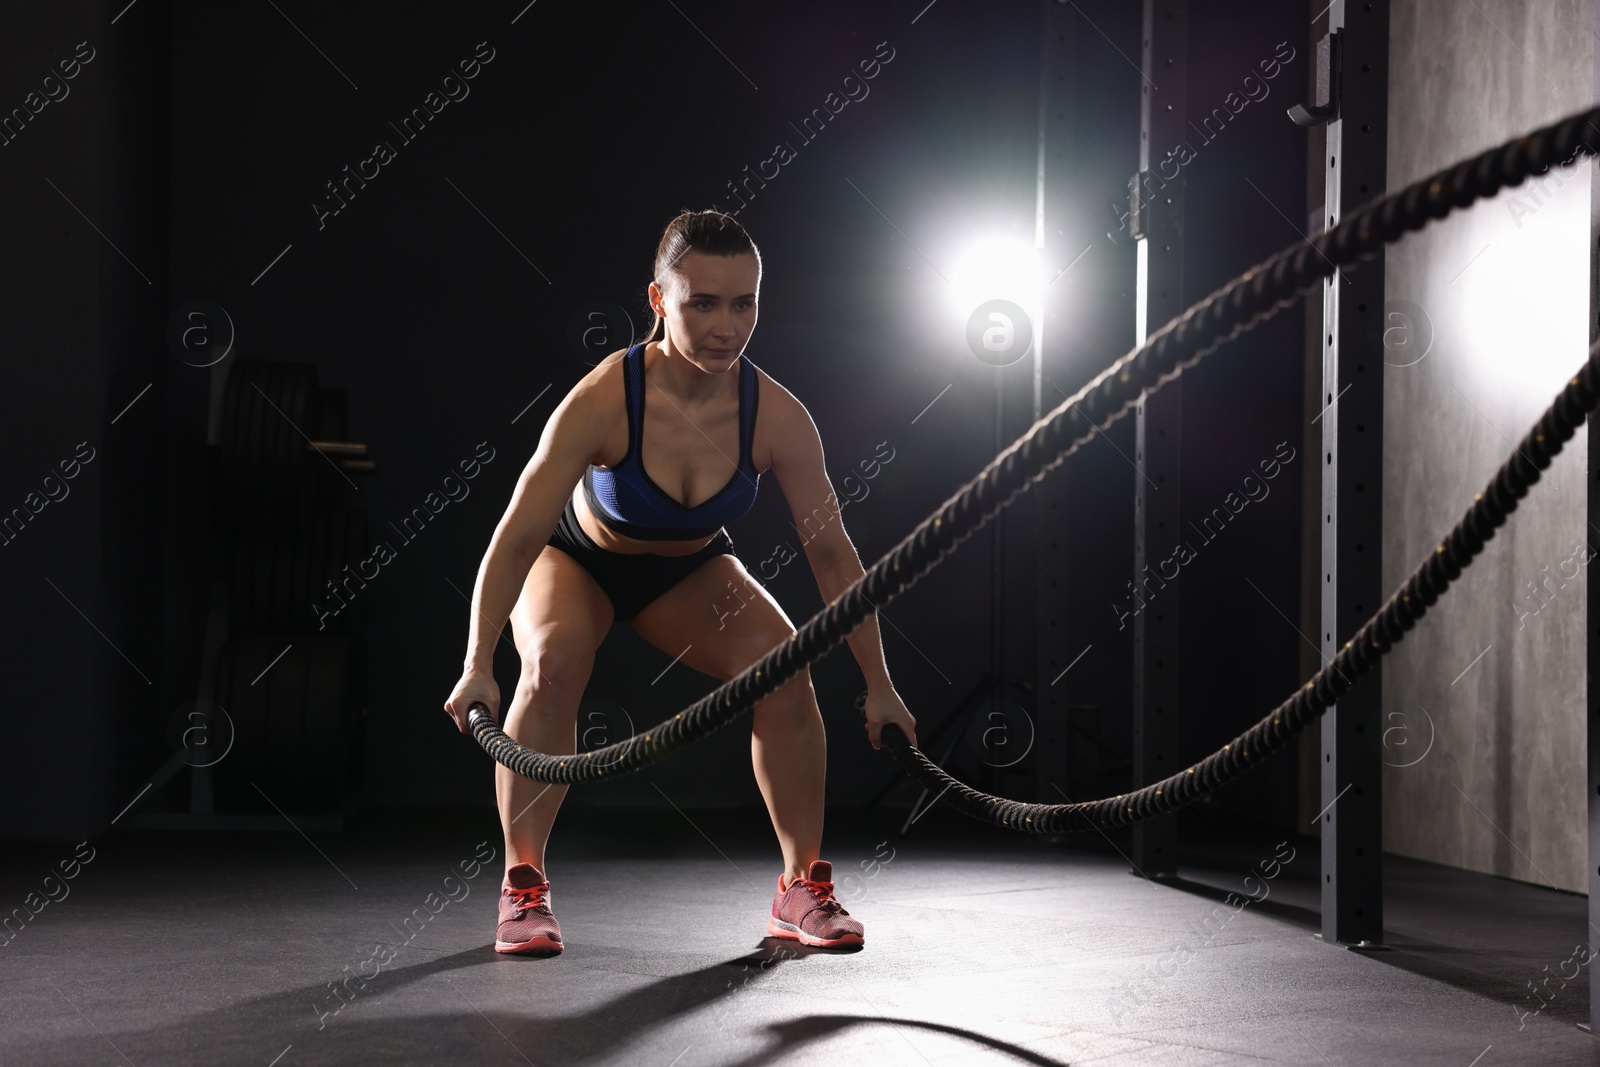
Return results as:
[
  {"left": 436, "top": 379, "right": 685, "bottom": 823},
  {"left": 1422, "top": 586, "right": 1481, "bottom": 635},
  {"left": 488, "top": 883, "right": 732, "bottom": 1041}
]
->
[
  {"left": 878, "top": 338, "right": 1600, "bottom": 832},
  {"left": 469, "top": 102, "right": 1600, "bottom": 833}
]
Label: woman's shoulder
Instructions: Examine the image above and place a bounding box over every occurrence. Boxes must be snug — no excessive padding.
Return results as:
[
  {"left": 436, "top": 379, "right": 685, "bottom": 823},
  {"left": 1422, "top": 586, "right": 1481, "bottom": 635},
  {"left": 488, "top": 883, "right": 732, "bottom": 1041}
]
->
[
  {"left": 749, "top": 360, "right": 801, "bottom": 417},
  {"left": 593, "top": 343, "right": 635, "bottom": 375},
  {"left": 747, "top": 360, "right": 816, "bottom": 452},
  {"left": 553, "top": 345, "right": 630, "bottom": 427},
  {"left": 578, "top": 344, "right": 633, "bottom": 390}
]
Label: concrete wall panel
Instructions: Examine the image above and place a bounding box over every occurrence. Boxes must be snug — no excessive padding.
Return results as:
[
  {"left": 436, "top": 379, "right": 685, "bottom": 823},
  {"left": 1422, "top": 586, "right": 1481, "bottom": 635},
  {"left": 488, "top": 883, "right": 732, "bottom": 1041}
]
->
[{"left": 1383, "top": 0, "right": 1594, "bottom": 891}]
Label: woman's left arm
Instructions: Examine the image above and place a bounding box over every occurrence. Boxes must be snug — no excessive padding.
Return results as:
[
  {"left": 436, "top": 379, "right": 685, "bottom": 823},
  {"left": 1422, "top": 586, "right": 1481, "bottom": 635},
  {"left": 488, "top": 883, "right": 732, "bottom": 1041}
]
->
[{"left": 766, "top": 387, "right": 917, "bottom": 750}]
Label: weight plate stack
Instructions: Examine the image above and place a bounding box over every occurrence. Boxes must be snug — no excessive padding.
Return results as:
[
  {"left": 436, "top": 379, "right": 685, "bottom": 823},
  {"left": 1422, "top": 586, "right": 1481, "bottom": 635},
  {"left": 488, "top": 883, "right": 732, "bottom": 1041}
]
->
[
  {"left": 306, "top": 507, "right": 370, "bottom": 636},
  {"left": 211, "top": 360, "right": 376, "bottom": 815},
  {"left": 208, "top": 635, "right": 277, "bottom": 813},
  {"left": 210, "top": 633, "right": 358, "bottom": 814},
  {"left": 218, "top": 360, "right": 321, "bottom": 533},
  {"left": 311, "top": 387, "right": 352, "bottom": 512},
  {"left": 227, "top": 508, "right": 369, "bottom": 635}
]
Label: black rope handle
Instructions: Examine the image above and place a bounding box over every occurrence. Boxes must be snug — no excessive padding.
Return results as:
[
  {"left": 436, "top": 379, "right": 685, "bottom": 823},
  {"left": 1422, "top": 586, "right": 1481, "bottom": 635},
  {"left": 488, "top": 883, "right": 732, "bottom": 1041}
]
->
[{"left": 468, "top": 102, "right": 1600, "bottom": 829}]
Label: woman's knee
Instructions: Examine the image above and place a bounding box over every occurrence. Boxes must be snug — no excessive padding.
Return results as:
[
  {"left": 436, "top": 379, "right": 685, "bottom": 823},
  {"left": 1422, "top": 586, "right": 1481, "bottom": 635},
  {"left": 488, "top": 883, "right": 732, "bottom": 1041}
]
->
[
  {"left": 514, "top": 628, "right": 596, "bottom": 705},
  {"left": 777, "top": 663, "right": 814, "bottom": 695},
  {"left": 753, "top": 660, "right": 815, "bottom": 702},
  {"left": 753, "top": 667, "right": 820, "bottom": 730}
]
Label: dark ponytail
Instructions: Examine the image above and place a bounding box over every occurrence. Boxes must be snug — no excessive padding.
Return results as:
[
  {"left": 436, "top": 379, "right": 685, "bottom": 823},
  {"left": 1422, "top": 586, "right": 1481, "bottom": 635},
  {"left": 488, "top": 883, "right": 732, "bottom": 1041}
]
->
[{"left": 638, "top": 209, "right": 761, "bottom": 345}]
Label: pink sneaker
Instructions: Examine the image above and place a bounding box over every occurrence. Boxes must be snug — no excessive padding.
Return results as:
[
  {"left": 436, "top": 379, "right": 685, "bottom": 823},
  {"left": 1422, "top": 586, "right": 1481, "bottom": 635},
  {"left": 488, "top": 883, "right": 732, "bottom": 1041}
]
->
[
  {"left": 495, "top": 863, "right": 562, "bottom": 955},
  {"left": 766, "top": 860, "right": 864, "bottom": 948}
]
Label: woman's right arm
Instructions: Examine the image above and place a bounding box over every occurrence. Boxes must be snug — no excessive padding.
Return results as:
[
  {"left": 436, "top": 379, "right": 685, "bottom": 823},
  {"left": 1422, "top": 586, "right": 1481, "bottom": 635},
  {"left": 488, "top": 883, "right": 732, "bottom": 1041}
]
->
[{"left": 442, "top": 383, "right": 603, "bottom": 732}]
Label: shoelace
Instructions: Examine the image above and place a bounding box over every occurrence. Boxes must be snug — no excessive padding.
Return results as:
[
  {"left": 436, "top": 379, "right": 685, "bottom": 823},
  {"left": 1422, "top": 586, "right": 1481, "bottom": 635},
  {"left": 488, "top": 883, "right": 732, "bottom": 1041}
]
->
[
  {"left": 792, "top": 876, "right": 846, "bottom": 914},
  {"left": 505, "top": 882, "right": 550, "bottom": 915}
]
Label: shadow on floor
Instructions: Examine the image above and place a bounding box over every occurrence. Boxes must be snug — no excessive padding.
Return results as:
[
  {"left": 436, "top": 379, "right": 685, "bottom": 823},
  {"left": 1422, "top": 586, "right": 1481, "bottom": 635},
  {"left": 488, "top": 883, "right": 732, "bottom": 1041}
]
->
[
  {"left": 1165, "top": 875, "right": 1590, "bottom": 1026},
  {"left": 1373, "top": 938, "right": 1590, "bottom": 1029},
  {"left": 1154, "top": 873, "right": 1322, "bottom": 932},
  {"left": 16, "top": 936, "right": 1071, "bottom": 1065},
  {"left": 724, "top": 1014, "right": 1074, "bottom": 1066}
]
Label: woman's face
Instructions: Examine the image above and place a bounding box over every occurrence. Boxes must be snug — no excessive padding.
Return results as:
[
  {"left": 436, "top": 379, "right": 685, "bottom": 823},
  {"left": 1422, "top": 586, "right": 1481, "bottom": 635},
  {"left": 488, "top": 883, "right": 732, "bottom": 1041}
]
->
[{"left": 650, "top": 250, "right": 760, "bottom": 368}]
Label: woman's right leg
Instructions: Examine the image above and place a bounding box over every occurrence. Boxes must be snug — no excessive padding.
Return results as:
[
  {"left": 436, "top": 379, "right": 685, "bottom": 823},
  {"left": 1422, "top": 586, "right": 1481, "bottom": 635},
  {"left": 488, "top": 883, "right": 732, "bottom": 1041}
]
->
[{"left": 496, "top": 543, "right": 615, "bottom": 878}]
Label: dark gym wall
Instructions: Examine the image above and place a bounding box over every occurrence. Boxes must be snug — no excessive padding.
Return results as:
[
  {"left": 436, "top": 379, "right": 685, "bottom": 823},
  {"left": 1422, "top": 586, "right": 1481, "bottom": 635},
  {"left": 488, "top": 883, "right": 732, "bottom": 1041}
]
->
[
  {"left": 1383, "top": 0, "right": 1597, "bottom": 892},
  {"left": 0, "top": 0, "right": 172, "bottom": 840},
  {"left": 1167, "top": 0, "right": 1309, "bottom": 828}
]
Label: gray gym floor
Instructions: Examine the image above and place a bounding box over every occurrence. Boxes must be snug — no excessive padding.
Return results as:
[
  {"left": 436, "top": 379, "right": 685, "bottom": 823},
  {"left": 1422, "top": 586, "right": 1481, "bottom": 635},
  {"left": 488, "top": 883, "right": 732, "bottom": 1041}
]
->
[{"left": 2, "top": 803, "right": 1593, "bottom": 1066}]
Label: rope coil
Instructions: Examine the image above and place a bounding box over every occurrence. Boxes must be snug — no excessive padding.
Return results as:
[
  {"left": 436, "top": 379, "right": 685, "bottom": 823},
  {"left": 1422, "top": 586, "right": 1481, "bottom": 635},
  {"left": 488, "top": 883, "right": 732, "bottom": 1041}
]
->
[{"left": 469, "top": 102, "right": 1600, "bottom": 833}]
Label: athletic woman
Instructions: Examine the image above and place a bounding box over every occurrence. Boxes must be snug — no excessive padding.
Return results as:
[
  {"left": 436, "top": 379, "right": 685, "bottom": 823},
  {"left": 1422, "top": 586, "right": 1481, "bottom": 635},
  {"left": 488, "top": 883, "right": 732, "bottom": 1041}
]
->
[{"left": 443, "top": 210, "right": 918, "bottom": 956}]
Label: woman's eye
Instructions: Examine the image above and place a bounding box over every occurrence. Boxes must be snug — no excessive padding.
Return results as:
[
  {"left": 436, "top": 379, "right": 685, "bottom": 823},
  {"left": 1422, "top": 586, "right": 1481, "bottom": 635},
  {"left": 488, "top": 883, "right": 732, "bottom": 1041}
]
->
[{"left": 696, "top": 301, "right": 713, "bottom": 311}]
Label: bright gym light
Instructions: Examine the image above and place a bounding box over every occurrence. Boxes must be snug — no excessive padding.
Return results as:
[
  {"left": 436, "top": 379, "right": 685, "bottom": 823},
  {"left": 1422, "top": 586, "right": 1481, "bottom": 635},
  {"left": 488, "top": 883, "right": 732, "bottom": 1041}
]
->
[{"left": 949, "top": 237, "right": 1045, "bottom": 366}]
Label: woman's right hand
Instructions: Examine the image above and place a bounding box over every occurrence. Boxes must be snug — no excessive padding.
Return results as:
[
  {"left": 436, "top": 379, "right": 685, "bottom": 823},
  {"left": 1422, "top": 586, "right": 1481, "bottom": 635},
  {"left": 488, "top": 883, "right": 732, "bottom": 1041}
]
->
[{"left": 444, "top": 667, "right": 500, "bottom": 734}]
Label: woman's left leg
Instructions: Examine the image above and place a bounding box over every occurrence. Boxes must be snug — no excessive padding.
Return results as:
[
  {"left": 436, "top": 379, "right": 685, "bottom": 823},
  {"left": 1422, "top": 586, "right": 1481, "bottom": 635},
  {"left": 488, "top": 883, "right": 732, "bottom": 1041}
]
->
[{"left": 628, "top": 552, "right": 824, "bottom": 887}]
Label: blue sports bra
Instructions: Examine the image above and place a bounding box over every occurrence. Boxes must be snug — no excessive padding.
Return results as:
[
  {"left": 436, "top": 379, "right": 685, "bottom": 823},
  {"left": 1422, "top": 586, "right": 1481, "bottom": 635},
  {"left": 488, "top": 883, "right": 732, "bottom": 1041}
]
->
[{"left": 582, "top": 342, "right": 762, "bottom": 541}]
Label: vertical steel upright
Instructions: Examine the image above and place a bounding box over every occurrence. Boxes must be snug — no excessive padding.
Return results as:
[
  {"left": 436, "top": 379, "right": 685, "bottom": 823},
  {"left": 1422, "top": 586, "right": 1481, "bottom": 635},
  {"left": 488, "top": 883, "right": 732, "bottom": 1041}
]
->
[
  {"left": 1034, "top": 0, "right": 1078, "bottom": 808},
  {"left": 1130, "top": 0, "right": 1186, "bottom": 878},
  {"left": 1314, "top": 0, "right": 1387, "bottom": 948},
  {"left": 1585, "top": 0, "right": 1600, "bottom": 1031}
]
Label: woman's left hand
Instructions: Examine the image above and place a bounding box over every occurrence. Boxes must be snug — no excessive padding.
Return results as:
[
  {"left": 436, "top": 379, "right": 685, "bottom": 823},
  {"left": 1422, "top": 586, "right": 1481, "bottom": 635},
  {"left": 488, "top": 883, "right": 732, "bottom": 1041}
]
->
[{"left": 861, "top": 687, "right": 917, "bottom": 750}]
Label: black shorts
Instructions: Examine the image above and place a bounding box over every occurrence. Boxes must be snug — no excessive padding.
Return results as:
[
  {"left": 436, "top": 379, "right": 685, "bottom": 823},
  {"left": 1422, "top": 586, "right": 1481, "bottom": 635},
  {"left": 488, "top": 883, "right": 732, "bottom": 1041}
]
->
[{"left": 547, "top": 494, "right": 735, "bottom": 621}]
